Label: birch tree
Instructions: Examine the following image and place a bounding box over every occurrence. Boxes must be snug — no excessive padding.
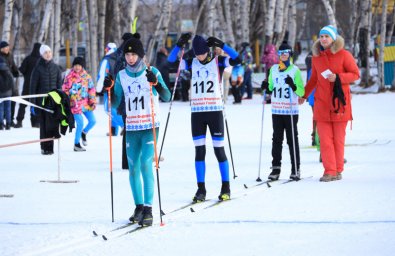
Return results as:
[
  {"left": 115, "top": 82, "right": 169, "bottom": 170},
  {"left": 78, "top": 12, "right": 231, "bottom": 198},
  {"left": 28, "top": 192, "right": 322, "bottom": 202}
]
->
[
  {"left": 2, "top": 0, "right": 15, "bottom": 42},
  {"left": 265, "top": 0, "right": 276, "bottom": 44},
  {"left": 193, "top": 0, "right": 206, "bottom": 35},
  {"left": 296, "top": 1, "right": 307, "bottom": 41},
  {"left": 11, "top": 0, "right": 23, "bottom": 65},
  {"left": 378, "top": 0, "right": 388, "bottom": 90},
  {"left": 206, "top": 0, "right": 216, "bottom": 36},
  {"left": 386, "top": 1, "right": 395, "bottom": 44},
  {"left": 222, "top": 0, "right": 235, "bottom": 47},
  {"left": 273, "top": 0, "right": 285, "bottom": 45},
  {"left": 321, "top": 0, "right": 337, "bottom": 26},
  {"left": 349, "top": 0, "right": 360, "bottom": 57},
  {"left": 113, "top": 0, "right": 121, "bottom": 43},
  {"left": 81, "top": 0, "right": 90, "bottom": 70},
  {"left": 37, "top": 0, "right": 54, "bottom": 43},
  {"left": 240, "top": 0, "right": 250, "bottom": 43},
  {"left": 287, "top": 0, "right": 297, "bottom": 48},
  {"left": 88, "top": 0, "right": 98, "bottom": 80},
  {"left": 71, "top": 0, "right": 81, "bottom": 58},
  {"left": 359, "top": 0, "right": 372, "bottom": 86},
  {"left": 233, "top": 0, "right": 243, "bottom": 43},
  {"left": 53, "top": 0, "right": 62, "bottom": 64},
  {"left": 97, "top": 0, "right": 106, "bottom": 57}
]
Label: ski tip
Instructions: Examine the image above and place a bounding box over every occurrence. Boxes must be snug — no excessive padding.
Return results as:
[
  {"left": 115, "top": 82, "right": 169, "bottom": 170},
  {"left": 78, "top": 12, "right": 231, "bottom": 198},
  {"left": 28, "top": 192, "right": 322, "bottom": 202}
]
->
[
  {"left": 266, "top": 182, "right": 272, "bottom": 188},
  {"left": 243, "top": 184, "right": 248, "bottom": 189},
  {"left": 92, "top": 230, "right": 98, "bottom": 236},
  {"left": 102, "top": 235, "right": 108, "bottom": 241},
  {"left": 190, "top": 207, "right": 195, "bottom": 212}
]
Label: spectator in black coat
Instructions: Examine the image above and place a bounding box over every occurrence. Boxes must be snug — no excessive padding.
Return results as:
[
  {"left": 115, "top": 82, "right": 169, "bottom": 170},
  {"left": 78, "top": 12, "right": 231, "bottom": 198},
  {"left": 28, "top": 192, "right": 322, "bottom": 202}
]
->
[
  {"left": 0, "top": 57, "right": 14, "bottom": 130},
  {"left": 30, "top": 44, "right": 62, "bottom": 155},
  {"left": 0, "top": 41, "right": 19, "bottom": 126},
  {"left": 156, "top": 47, "right": 170, "bottom": 88},
  {"left": 15, "top": 42, "right": 42, "bottom": 128}
]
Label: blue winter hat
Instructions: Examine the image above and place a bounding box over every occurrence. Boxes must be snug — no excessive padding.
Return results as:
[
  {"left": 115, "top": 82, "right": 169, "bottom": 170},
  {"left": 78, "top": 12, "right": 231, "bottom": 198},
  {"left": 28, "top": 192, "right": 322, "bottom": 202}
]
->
[
  {"left": 319, "top": 25, "right": 338, "bottom": 41},
  {"left": 192, "top": 35, "right": 209, "bottom": 55}
]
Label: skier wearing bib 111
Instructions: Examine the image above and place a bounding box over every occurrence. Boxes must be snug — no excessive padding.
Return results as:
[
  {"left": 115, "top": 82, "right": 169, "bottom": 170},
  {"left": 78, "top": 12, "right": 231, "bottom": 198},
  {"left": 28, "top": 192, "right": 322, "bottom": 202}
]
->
[
  {"left": 168, "top": 33, "right": 241, "bottom": 202},
  {"left": 104, "top": 37, "right": 171, "bottom": 227}
]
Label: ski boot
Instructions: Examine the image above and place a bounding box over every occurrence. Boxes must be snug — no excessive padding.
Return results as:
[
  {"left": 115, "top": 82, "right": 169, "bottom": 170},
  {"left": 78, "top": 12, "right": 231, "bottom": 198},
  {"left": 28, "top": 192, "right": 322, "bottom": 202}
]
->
[
  {"left": 218, "top": 181, "right": 231, "bottom": 201},
  {"left": 139, "top": 206, "right": 153, "bottom": 227},
  {"left": 290, "top": 169, "right": 301, "bottom": 181},
  {"left": 74, "top": 143, "right": 86, "bottom": 152},
  {"left": 268, "top": 166, "right": 281, "bottom": 181},
  {"left": 129, "top": 204, "right": 144, "bottom": 223},
  {"left": 81, "top": 131, "right": 88, "bottom": 146},
  {"left": 192, "top": 182, "right": 206, "bottom": 203}
]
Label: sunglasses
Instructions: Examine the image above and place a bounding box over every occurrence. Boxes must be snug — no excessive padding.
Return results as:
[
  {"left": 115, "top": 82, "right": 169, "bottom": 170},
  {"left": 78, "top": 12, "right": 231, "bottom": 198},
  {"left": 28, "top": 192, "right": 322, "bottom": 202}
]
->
[{"left": 277, "top": 49, "right": 292, "bottom": 55}]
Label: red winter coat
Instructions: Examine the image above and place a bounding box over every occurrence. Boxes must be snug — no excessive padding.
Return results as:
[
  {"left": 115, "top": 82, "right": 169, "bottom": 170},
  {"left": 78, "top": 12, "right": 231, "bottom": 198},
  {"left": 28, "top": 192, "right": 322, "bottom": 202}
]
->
[{"left": 304, "top": 36, "right": 359, "bottom": 122}]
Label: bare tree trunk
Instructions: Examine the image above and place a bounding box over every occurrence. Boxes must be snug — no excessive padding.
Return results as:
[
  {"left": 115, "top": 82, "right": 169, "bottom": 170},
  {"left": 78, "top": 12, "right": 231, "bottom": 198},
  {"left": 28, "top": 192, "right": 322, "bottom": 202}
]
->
[
  {"left": 97, "top": 0, "right": 106, "bottom": 58},
  {"left": 88, "top": 0, "right": 98, "bottom": 80},
  {"left": 296, "top": 1, "right": 307, "bottom": 41},
  {"left": 81, "top": 0, "right": 91, "bottom": 71},
  {"left": 287, "top": 0, "right": 297, "bottom": 48},
  {"left": 359, "top": 0, "right": 372, "bottom": 86},
  {"left": 48, "top": 4, "right": 54, "bottom": 48},
  {"left": 206, "top": 0, "right": 217, "bottom": 36},
  {"left": 37, "top": 0, "right": 54, "bottom": 42},
  {"left": 321, "top": 0, "right": 337, "bottom": 26},
  {"left": 193, "top": 0, "right": 206, "bottom": 35},
  {"left": 11, "top": 0, "right": 23, "bottom": 66},
  {"left": 240, "top": 0, "right": 250, "bottom": 43},
  {"left": 113, "top": 0, "right": 121, "bottom": 43},
  {"left": 378, "top": 0, "right": 388, "bottom": 90},
  {"left": 349, "top": 0, "right": 360, "bottom": 56},
  {"left": 214, "top": 0, "right": 225, "bottom": 39},
  {"left": 2, "top": 0, "right": 15, "bottom": 43},
  {"left": 222, "top": 0, "right": 235, "bottom": 46},
  {"left": 53, "top": 0, "right": 62, "bottom": 64},
  {"left": 233, "top": 0, "right": 243, "bottom": 43},
  {"left": 386, "top": 1, "right": 395, "bottom": 44},
  {"left": 71, "top": 0, "right": 81, "bottom": 57},
  {"left": 273, "top": 0, "right": 285, "bottom": 45},
  {"left": 278, "top": 0, "right": 289, "bottom": 47},
  {"left": 265, "top": 0, "right": 276, "bottom": 44}
]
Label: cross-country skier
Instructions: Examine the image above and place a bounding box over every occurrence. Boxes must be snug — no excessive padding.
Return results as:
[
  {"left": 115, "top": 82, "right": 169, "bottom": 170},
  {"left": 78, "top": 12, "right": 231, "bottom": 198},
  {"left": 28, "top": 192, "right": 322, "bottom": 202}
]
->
[
  {"left": 168, "top": 34, "right": 241, "bottom": 202},
  {"left": 103, "top": 36, "right": 171, "bottom": 227},
  {"left": 261, "top": 41, "right": 305, "bottom": 181}
]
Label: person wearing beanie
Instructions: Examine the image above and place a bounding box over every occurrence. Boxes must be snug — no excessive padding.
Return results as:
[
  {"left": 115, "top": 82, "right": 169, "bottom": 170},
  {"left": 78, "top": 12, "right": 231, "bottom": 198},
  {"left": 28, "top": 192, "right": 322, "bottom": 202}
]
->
[
  {"left": 15, "top": 42, "right": 42, "bottom": 128},
  {"left": 30, "top": 42, "right": 62, "bottom": 155},
  {"left": 0, "top": 40, "right": 20, "bottom": 127},
  {"left": 96, "top": 42, "right": 124, "bottom": 138},
  {"left": 102, "top": 35, "right": 171, "bottom": 227},
  {"left": 62, "top": 56, "right": 96, "bottom": 152},
  {"left": 168, "top": 33, "right": 241, "bottom": 203},
  {"left": 261, "top": 41, "right": 305, "bottom": 182},
  {"left": 300, "top": 25, "right": 359, "bottom": 182}
]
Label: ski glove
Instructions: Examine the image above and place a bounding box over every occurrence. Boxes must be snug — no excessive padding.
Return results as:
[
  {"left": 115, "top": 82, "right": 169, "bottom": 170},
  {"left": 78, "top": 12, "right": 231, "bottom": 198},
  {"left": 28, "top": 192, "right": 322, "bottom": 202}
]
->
[
  {"left": 285, "top": 75, "right": 297, "bottom": 91},
  {"left": 146, "top": 69, "right": 158, "bottom": 85},
  {"left": 176, "top": 33, "right": 191, "bottom": 48},
  {"left": 206, "top": 37, "right": 224, "bottom": 49},
  {"left": 261, "top": 80, "right": 269, "bottom": 91},
  {"left": 103, "top": 75, "right": 114, "bottom": 89},
  {"left": 332, "top": 74, "right": 346, "bottom": 113}
]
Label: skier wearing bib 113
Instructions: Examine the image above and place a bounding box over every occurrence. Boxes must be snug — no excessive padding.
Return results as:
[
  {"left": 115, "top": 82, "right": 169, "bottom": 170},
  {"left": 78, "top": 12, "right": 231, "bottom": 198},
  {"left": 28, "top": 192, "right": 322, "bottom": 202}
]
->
[
  {"left": 103, "top": 37, "right": 171, "bottom": 227},
  {"left": 261, "top": 41, "right": 305, "bottom": 181},
  {"left": 168, "top": 34, "right": 241, "bottom": 202}
]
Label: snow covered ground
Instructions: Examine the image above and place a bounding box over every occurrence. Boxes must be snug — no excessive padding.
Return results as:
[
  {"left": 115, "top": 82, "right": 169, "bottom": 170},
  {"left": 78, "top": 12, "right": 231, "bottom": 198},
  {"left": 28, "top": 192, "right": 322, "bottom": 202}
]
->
[{"left": 1, "top": 91, "right": 395, "bottom": 256}]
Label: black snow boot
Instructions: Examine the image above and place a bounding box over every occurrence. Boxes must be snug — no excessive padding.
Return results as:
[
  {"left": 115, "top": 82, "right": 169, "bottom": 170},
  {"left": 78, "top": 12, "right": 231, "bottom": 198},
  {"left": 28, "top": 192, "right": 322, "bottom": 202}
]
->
[
  {"left": 290, "top": 169, "right": 301, "bottom": 181},
  {"left": 192, "top": 182, "right": 206, "bottom": 203},
  {"left": 139, "top": 206, "right": 153, "bottom": 227},
  {"left": 129, "top": 204, "right": 144, "bottom": 223},
  {"left": 218, "top": 181, "right": 231, "bottom": 201},
  {"left": 268, "top": 166, "right": 281, "bottom": 181}
]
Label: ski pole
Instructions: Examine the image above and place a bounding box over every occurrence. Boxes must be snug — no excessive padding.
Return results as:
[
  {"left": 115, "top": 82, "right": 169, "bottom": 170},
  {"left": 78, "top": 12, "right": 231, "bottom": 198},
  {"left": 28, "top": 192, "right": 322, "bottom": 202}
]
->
[
  {"left": 147, "top": 66, "right": 165, "bottom": 226},
  {"left": 105, "top": 81, "right": 115, "bottom": 222},
  {"left": 256, "top": 90, "right": 267, "bottom": 182},
  {"left": 158, "top": 48, "right": 185, "bottom": 164},
  {"left": 214, "top": 55, "right": 237, "bottom": 179},
  {"left": 289, "top": 87, "right": 299, "bottom": 179}
]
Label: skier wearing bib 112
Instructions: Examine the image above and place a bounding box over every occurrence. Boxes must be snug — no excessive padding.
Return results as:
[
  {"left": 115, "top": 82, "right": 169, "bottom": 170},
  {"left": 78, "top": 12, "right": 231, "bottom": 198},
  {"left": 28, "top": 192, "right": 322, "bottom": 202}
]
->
[
  {"left": 103, "top": 37, "right": 171, "bottom": 227},
  {"left": 261, "top": 41, "right": 305, "bottom": 181},
  {"left": 168, "top": 34, "right": 241, "bottom": 202}
]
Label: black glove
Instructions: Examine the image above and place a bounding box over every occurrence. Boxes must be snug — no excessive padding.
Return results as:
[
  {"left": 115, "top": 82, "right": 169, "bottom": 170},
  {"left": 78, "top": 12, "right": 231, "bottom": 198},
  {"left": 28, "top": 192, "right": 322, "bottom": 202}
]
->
[
  {"left": 206, "top": 37, "right": 224, "bottom": 49},
  {"left": 146, "top": 69, "right": 158, "bottom": 85},
  {"left": 261, "top": 80, "right": 269, "bottom": 91},
  {"left": 176, "top": 33, "right": 191, "bottom": 48},
  {"left": 333, "top": 74, "right": 346, "bottom": 113},
  {"left": 284, "top": 75, "right": 297, "bottom": 91},
  {"left": 103, "top": 75, "right": 114, "bottom": 89}
]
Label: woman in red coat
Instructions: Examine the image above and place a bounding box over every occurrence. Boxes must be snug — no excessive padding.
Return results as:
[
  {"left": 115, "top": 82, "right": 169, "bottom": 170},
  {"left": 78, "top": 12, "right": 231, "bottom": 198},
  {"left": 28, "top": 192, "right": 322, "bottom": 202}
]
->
[{"left": 301, "top": 25, "right": 359, "bottom": 182}]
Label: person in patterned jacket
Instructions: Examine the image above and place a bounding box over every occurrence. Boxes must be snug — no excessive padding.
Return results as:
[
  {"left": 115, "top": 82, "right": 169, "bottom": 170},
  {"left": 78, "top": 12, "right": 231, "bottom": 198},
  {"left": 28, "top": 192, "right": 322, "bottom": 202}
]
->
[
  {"left": 168, "top": 34, "right": 241, "bottom": 203},
  {"left": 62, "top": 57, "right": 96, "bottom": 152}
]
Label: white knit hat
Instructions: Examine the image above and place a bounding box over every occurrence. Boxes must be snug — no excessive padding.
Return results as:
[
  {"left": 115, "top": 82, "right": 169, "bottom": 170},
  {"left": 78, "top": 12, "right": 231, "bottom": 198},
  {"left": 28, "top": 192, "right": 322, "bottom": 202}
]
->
[{"left": 39, "top": 44, "right": 51, "bottom": 56}]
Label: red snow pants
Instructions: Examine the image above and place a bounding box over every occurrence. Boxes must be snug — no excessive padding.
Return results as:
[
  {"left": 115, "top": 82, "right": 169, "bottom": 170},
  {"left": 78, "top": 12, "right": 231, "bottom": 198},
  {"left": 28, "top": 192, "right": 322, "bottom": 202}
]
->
[{"left": 316, "top": 121, "right": 348, "bottom": 176}]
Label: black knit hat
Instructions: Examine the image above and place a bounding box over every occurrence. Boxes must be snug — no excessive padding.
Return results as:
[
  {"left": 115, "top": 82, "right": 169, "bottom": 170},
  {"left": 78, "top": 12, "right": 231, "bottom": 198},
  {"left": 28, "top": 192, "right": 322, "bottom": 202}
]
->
[
  {"left": 72, "top": 56, "right": 86, "bottom": 68},
  {"left": 0, "top": 41, "right": 9, "bottom": 49},
  {"left": 279, "top": 41, "right": 293, "bottom": 55},
  {"left": 192, "top": 35, "right": 209, "bottom": 55},
  {"left": 123, "top": 37, "right": 145, "bottom": 58},
  {"left": 122, "top": 33, "right": 133, "bottom": 41}
]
